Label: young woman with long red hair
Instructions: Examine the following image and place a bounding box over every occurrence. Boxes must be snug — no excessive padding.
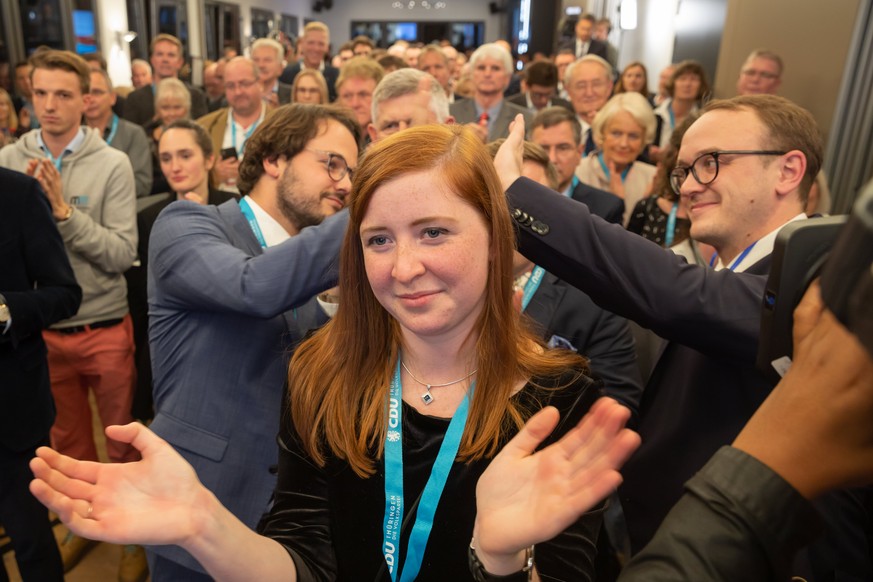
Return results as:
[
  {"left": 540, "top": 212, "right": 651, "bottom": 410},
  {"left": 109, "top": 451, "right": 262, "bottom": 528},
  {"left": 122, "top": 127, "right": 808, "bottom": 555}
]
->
[{"left": 29, "top": 124, "right": 638, "bottom": 582}]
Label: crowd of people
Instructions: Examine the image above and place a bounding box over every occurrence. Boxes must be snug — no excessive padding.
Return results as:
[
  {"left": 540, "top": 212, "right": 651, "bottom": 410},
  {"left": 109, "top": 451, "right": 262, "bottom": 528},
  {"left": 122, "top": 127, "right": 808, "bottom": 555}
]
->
[{"left": 0, "top": 11, "right": 870, "bottom": 582}]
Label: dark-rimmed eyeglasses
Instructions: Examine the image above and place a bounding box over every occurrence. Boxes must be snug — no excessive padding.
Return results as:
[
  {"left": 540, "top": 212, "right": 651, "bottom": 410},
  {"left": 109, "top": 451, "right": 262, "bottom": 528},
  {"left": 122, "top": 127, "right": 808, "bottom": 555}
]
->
[
  {"left": 670, "top": 150, "right": 787, "bottom": 195},
  {"left": 306, "top": 148, "right": 353, "bottom": 182}
]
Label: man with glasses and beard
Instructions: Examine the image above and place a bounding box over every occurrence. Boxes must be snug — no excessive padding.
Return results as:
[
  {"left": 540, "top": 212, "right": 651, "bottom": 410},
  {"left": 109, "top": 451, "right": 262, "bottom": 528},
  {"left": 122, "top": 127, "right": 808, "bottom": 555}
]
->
[{"left": 145, "top": 104, "right": 361, "bottom": 581}]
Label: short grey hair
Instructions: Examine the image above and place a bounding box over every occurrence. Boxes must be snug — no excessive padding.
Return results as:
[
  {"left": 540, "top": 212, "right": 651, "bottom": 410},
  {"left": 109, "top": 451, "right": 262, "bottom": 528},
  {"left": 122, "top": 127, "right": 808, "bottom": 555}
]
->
[
  {"left": 564, "top": 54, "right": 612, "bottom": 86},
  {"left": 469, "top": 42, "right": 513, "bottom": 76},
  {"left": 131, "top": 59, "right": 152, "bottom": 74},
  {"left": 251, "top": 38, "right": 284, "bottom": 63},
  {"left": 371, "top": 68, "right": 450, "bottom": 124},
  {"left": 154, "top": 77, "right": 191, "bottom": 112},
  {"left": 591, "top": 92, "right": 656, "bottom": 146}
]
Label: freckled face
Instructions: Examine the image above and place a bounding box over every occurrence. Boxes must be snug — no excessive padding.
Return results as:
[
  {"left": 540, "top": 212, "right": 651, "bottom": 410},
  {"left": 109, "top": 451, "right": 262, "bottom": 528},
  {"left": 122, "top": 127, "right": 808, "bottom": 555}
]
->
[{"left": 360, "top": 169, "right": 491, "bottom": 343}]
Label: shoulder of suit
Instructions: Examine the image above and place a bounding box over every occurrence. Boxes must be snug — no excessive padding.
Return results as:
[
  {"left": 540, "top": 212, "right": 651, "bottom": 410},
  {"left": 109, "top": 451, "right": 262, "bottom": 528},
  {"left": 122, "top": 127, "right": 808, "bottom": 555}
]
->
[{"left": 195, "top": 108, "right": 228, "bottom": 128}]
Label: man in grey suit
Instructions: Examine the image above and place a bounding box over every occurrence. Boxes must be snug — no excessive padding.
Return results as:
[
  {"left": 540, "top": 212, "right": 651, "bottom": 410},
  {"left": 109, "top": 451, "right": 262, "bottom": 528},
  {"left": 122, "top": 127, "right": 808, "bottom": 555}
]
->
[
  {"left": 84, "top": 69, "right": 152, "bottom": 197},
  {"left": 449, "top": 43, "right": 532, "bottom": 142},
  {"left": 145, "top": 104, "right": 361, "bottom": 581}
]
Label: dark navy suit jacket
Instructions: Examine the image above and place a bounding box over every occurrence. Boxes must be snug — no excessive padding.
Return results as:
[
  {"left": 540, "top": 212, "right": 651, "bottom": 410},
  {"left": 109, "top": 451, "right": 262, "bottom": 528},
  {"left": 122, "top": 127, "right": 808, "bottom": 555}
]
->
[
  {"left": 0, "top": 168, "right": 81, "bottom": 452},
  {"left": 570, "top": 179, "right": 624, "bottom": 225},
  {"left": 507, "top": 176, "right": 871, "bottom": 580}
]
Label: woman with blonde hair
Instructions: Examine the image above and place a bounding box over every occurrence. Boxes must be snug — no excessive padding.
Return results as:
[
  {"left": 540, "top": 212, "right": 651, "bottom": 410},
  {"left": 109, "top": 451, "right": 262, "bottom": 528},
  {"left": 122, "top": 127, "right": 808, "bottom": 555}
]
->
[
  {"left": 576, "top": 92, "right": 658, "bottom": 224},
  {"left": 31, "top": 124, "right": 637, "bottom": 581},
  {"left": 144, "top": 78, "right": 192, "bottom": 194},
  {"left": 291, "top": 69, "right": 329, "bottom": 104}
]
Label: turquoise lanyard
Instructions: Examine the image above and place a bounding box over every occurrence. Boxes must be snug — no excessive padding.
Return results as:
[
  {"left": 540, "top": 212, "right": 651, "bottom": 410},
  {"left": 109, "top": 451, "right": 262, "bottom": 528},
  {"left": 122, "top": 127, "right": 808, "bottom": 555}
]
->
[
  {"left": 709, "top": 242, "right": 757, "bottom": 271},
  {"left": 230, "top": 115, "right": 260, "bottom": 157},
  {"left": 664, "top": 202, "right": 679, "bottom": 247},
  {"left": 520, "top": 266, "right": 546, "bottom": 312},
  {"left": 597, "top": 153, "right": 631, "bottom": 183},
  {"left": 104, "top": 114, "right": 119, "bottom": 145},
  {"left": 44, "top": 150, "right": 65, "bottom": 171},
  {"left": 667, "top": 102, "right": 676, "bottom": 134},
  {"left": 238, "top": 197, "right": 267, "bottom": 248},
  {"left": 382, "top": 358, "right": 473, "bottom": 582}
]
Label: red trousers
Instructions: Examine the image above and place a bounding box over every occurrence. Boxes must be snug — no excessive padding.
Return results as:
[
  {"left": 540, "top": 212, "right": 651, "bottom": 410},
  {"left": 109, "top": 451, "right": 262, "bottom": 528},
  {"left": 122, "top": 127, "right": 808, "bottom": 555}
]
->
[{"left": 43, "top": 315, "right": 139, "bottom": 463}]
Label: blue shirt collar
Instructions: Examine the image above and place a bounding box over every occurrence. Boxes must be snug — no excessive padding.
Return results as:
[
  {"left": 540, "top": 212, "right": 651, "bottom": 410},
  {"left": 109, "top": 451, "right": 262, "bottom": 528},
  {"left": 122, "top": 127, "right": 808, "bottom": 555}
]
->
[{"left": 37, "top": 127, "right": 86, "bottom": 158}]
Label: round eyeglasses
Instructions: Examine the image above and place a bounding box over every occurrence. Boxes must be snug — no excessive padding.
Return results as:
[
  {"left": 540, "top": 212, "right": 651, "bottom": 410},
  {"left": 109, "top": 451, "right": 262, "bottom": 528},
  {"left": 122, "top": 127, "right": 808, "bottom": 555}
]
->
[
  {"left": 670, "top": 150, "right": 786, "bottom": 195},
  {"left": 306, "top": 148, "right": 353, "bottom": 182}
]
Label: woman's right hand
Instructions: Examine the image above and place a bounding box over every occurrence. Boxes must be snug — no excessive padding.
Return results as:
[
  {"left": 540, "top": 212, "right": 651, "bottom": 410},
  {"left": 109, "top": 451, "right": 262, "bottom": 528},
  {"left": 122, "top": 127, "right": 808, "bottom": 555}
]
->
[{"left": 30, "top": 423, "right": 214, "bottom": 547}]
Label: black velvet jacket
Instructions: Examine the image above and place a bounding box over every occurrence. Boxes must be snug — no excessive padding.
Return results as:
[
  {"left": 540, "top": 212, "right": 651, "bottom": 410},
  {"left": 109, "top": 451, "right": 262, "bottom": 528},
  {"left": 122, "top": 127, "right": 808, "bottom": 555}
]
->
[{"left": 259, "top": 370, "right": 603, "bottom": 581}]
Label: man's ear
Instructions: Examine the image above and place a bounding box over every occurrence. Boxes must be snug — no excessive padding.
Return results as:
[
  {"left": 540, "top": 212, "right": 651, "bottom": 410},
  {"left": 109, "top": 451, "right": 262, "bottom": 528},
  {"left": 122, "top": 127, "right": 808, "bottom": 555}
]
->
[
  {"left": 367, "top": 122, "right": 378, "bottom": 144},
  {"left": 775, "top": 150, "right": 807, "bottom": 198},
  {"left": 444, "top": 115, "right": 456, "bottom": 126},
  {"left": 261, "top": 155, "right": 283, "bottom": 179}
]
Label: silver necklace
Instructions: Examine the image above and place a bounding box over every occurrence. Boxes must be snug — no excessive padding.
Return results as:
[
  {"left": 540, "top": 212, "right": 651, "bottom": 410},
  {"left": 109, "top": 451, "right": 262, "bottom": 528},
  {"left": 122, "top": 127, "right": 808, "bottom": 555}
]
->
[{"left": 400, "top": 360, "right": 478, "bottom": 406}]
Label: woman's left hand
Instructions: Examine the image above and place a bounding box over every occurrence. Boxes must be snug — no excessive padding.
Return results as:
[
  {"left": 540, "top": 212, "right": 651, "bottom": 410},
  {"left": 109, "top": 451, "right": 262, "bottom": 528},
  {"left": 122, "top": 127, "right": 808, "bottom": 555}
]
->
[
  {"left": 606, "top": 158, "right": 626, "bottom": 199},
  {"left": 473, "top": 398, "right": 639, "bottom": 572}
]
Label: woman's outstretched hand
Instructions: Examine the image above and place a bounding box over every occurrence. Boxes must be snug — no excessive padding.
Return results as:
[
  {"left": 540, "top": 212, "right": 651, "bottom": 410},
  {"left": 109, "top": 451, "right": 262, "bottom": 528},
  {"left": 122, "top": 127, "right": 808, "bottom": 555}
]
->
[
  {"left": 473, "top": 398, "right": 640, "bottom": 572},
  {"left": 30, "top": 423, "right": 213, "bottom": 547}
]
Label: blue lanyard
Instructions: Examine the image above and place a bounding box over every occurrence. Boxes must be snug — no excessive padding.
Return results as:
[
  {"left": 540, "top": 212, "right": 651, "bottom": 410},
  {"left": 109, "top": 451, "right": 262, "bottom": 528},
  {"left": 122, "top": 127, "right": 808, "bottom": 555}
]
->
[
  {"left": 382, "top": 358, "right": 473, "bottom": 582},
  {"left": 230, "top": 115, "right": 260, "bottom": 157},
  {"left": 667, "top": 103, "right": 676, "bottom": 133},
  {"left": 238, "top": 197, "right": 267, "bottom": 248},
  {"left": 709, "top": 241, "right": 757, "bottom": 271},
  {"left": 45, "top": 150, "right": 65, "bottom": 171},
  {"left": 105, "top": 114, "right": 119, "bottom": 145},
  {"left": 597, "top": 153, "right": 630, "bottom": 183},
  {"left": 664, "top": 202, "right": 679, "bottom": 247},
  {"left": 520, "top": 266, "right": 546, "bottom": 312},
  {"left": 568, "top": 175, "right": 581, "bottom": 196}
]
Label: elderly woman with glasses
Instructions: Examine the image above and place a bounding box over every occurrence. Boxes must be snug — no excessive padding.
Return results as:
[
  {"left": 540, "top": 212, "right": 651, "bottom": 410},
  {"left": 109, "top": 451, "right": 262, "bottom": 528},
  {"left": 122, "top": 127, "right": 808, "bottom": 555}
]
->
[{"left": 575, "top": 92, "right": 657, "bottom": 225}]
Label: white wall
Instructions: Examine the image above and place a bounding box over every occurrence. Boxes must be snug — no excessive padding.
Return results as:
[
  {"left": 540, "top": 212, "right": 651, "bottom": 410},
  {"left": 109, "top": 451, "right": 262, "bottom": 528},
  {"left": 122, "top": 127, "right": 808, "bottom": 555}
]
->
[
  {"left": 616, "top": 0, "right": 677, "bottom": 89},
  {"left": 96, "top": 0, "right": 133, "bottom": 87}
]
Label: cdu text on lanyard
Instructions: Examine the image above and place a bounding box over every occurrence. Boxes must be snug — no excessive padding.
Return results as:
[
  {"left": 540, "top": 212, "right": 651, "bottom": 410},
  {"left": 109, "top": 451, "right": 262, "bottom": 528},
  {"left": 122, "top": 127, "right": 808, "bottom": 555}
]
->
[{"left": 382, "top": 358, "right": 473, "bottom": 582}]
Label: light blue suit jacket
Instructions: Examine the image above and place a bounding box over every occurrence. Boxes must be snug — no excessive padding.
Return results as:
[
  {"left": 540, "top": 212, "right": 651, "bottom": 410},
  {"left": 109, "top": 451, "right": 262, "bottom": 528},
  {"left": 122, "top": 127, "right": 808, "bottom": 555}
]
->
[{"left": 146, "top": 199, "right": 346, "bottom": 572}]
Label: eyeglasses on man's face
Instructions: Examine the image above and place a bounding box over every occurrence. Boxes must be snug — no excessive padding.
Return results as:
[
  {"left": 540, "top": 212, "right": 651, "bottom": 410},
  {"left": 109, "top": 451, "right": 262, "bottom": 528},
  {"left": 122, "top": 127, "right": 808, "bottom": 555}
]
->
[
  {"left": 670, "top": 150, "right": 786, "bottom": 195},
  {"left": 741, "top": 69, "right": 779, "bottom": 80},
  {"left": 306, "top": 148, "right": 353, "bottom": 182}
]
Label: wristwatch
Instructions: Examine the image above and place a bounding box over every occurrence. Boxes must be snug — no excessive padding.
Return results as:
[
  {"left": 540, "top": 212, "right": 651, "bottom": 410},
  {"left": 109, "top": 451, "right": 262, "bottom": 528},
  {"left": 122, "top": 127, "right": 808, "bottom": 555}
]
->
[
  {"left": 0, "top": 294, "right": 10, "bottom": 326},
  {"left": 468, "top": 538, "right": 534, "bottom": 581}
]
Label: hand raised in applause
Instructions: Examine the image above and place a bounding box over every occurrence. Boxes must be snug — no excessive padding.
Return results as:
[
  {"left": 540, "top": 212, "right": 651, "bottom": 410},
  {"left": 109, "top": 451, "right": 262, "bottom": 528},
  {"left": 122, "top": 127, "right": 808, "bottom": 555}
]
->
[
  {"left": 473, "top": 398, "right": 640, "bottom": 574},
  {"left": 30, "top": 423, "right": 213, "bottom": 547}
]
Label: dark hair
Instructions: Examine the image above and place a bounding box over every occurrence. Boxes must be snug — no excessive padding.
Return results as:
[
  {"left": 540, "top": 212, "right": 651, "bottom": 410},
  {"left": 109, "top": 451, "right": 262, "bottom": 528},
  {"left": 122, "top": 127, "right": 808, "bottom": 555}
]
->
[
  {"left": 352, "top": 35, "right": 375, "bottom": 50},
  {"left": 161, "top": 119, "right": 215, "bottom": 158},
  {"left": 82, "top": 52, "right": 107, "bottom": 71},
  {"left": 654, "top": 113, "right": 699, "bottom": 202},
  {"left": 530, "top": 106, "right": 582, "bottom": 146},
  {"left": 666, "top": 60, "right": 710, "bottom": 101},
  {"left": 377, "top": 54, "right": 407, "bottom": 71},
  {"left": 524, "top": 61, "right": 558, "bottom": 88},
  {"left": 237, "top": 104, "right": 362, "bottom": 195}
]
